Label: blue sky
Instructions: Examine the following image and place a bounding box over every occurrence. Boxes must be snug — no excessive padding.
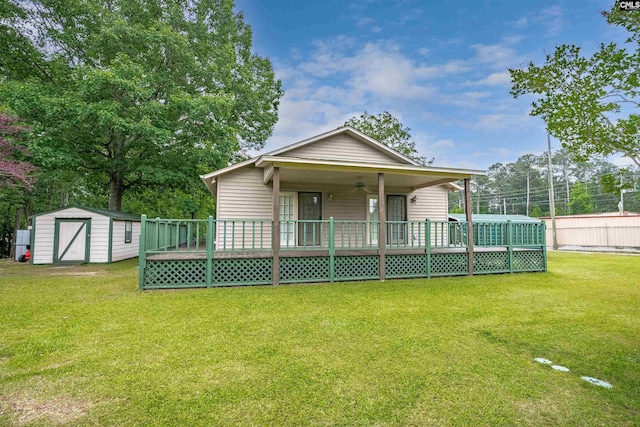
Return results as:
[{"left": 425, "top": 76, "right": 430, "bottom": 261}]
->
[{"left": 235, "top": 0, "right": 629, "bottom": 169}]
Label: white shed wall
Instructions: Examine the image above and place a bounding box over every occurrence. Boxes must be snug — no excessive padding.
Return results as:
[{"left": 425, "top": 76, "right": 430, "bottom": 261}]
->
[
  {"left": 33, "top": 207, "right": 110, "bottom": 264},
  {"left": 111, "top": 220, "right": 141, "bottom": 261}
]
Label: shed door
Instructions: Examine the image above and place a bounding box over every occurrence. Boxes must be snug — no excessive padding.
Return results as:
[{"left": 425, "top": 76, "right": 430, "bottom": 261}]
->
[{"left": 54, "top": 219, "right": 90, "bottom": 263}]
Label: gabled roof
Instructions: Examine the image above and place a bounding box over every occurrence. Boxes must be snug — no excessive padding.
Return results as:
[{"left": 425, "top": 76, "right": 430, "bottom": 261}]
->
[
  {"left": 200, "top": 126, "right": 419, "bottom": 181},
  {"left": 266, "top": 126, "right": 419, "bottom": 165},
  {"left": 200, "top": 126, "right": 485, "bottom": 196},
  {"left": 30, "top": 205, "right": 141, "bottom": 221}
]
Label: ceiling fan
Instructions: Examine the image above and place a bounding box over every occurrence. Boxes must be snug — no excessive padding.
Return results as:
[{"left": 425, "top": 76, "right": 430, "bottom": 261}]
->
[{"left": 351, "top": 177, "right": 375, "bottom": 194}]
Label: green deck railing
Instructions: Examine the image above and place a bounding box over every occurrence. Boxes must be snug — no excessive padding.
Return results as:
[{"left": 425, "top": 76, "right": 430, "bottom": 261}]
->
[
  {"left": 140, "top": 217, "right": 545, "bottom": 253},
  {"left": 139, "top": 216, "right": 546, "bottom": 289}
]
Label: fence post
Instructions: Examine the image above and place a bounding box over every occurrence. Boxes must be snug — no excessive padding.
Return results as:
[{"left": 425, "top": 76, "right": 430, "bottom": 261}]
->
[
  {"left": 138, "top": 214, "right": 147, "bottom": 291},
  {"left": 206, "top": 215, "right": 214, "bottom": 288},
  {"left": 329, "top": 217, "right": 335, "bottom": 282},
  {"left": 507, "top": 220, "right": 513, "bottom": 273},
  {"left": 425, "top": 219, "right": 431, "bottom": 278}
]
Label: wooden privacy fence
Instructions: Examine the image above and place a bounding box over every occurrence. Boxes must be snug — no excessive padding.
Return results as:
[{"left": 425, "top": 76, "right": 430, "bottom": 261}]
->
[{"left": 139, "top": 216, "right": 547, "bottom": 290}]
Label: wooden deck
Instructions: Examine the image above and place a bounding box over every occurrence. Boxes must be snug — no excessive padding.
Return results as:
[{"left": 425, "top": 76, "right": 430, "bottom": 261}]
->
[{"left": 144, "top": 246, "right": 539, "bottom": 261}]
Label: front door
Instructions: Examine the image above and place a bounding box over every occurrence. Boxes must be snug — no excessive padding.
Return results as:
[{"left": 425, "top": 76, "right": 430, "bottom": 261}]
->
[
  {"left": 387, "top": 195, "right": 407, "bottom": 245},
  {"left": 54, "top": 219, "right": 90, "bottom": 263},
  {"left": 298, "top": 192, "right": 322, "bottom": 246}
]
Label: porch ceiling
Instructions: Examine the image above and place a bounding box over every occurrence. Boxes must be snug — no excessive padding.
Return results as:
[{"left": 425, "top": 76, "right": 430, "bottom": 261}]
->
[{"left": 257, "top": 156, "right": 484, "bottom": 190}]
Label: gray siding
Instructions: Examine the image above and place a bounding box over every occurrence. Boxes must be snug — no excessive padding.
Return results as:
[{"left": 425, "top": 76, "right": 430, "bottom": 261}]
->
[
  {"left": 284, "top": 134, "right": 407, "bottom": 164},
  {"left": 111, "top": 220, "right": 141, "bottom": 261},
  {"left": 32, "top": 207, "right": 110, "bottom": 264}
]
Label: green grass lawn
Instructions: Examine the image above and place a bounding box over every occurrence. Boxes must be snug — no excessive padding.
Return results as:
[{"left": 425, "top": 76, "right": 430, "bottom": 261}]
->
[{"left": 0, "top": 252, "right": 638, "bottom": 426}]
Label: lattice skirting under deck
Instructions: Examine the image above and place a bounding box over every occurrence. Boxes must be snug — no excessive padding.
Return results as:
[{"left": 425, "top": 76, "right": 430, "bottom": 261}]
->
[
  {"left": 144, "top": 259, "right": 207, "bottom": 289},
  {"left": 142, "top": 249, "right": 545, "bottom": 289},
  {"left": 431, "top": 252, "right": 469, "bottom": 276},
  {"left": 334, "top": 255, "right": 380, "bottom": 281},
  {"left": 280, "top": 256, "right": 330, "bottom": 283}
]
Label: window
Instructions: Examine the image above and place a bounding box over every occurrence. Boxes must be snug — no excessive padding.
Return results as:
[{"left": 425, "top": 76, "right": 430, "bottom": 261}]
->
[{"left": 124, "top": 221, "right": 132, "bottom": 244}]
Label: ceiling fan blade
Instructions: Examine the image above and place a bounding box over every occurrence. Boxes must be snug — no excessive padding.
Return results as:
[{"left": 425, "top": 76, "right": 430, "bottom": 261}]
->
[{"left": 364, "top": 187, "right": 375, "bottom": 194}]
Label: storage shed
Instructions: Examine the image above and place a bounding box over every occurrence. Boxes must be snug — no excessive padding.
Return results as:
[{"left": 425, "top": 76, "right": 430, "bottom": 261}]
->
[{"left": 30, "top": 206, "right": 141, "bottom": 264}]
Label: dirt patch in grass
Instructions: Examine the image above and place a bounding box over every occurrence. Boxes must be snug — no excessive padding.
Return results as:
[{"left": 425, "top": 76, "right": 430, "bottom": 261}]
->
[{"left": 0, "top": 393, "right": 92, "bottom": 426}]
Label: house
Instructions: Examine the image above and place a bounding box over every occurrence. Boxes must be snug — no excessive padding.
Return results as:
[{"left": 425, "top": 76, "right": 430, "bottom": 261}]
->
[
  {"left": 30, "top": 206, "right": 141, "bottom": 264},
  {"left": 138, "top": 127, "right": 546, "bottom": 289}
]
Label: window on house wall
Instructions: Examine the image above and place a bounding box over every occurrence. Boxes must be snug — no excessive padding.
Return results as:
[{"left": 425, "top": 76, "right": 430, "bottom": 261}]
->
[{"left": 125, "top": 221, "right": 132, "bottom": 243}]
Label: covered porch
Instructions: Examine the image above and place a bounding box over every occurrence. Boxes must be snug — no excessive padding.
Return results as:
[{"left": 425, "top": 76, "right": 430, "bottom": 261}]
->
[{"left": 138, "top": 159, "right": 545, "bottom": 289}]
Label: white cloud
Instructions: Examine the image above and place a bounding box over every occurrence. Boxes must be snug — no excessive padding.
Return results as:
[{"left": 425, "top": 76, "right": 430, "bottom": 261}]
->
[
  {"left": 538, "top": 5, "right": 563, "bottom": 37},
  {"left": 356, "top": 17, "right": 376, "bottom": 27},
  {"left": 471, "top": 43, "right": 522, "bottom": 70},
  {"left": 512, "top": 17, "right": 528, "bottom": 29},
  {"left": 471, "top": 112, "right": 533, "bottom": 130},
  {"left": 465, "top": 71, "right": 512, "bottom": 87},
  {"left": 417, "top": 47, "right": 430, "bottom": 56}
]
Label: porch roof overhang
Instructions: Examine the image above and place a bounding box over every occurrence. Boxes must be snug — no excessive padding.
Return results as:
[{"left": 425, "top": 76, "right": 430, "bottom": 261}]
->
[{"left": 255, "top": 156, "right": 484, "bottom": 190}]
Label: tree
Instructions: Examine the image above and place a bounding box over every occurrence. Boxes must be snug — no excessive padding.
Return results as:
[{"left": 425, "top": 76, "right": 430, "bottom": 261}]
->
[
  {"left": 0, "top": 0, "right": 282, "bottom": 210},
  {"left": 0, "top": 113, "right": 34, "bottom": 190},
  {"left": 510, "top": 4, "right": 640, "bottom": 167},
  {"left": 569, "top": 182, "right": 594, "bottom": 214},
  {"left": 344, "top": 112, "right": 432, "bottom": 165}
]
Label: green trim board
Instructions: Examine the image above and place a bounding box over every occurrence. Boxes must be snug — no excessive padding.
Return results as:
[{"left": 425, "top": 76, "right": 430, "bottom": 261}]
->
[
  {"left": 53, "top": 218, "right": 91, "bottom": 263},
  {"left": 30, "top": 205, "right": 140, "bottom": 221}
]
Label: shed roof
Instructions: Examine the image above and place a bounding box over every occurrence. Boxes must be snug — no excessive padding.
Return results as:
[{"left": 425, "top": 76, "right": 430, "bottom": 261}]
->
[
  {"left": 448, "top": 214, "right": 542, "bottom": 223},
  {"left": 30, "top": 205, "right": 141, "bottom": 221}
]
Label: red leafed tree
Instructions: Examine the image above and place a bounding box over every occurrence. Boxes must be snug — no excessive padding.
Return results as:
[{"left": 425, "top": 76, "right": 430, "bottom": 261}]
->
[{"left": 0, "top": 113, "right": 35, "bottom": 190}]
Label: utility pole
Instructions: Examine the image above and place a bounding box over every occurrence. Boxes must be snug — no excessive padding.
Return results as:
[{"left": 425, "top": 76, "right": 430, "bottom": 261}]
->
[
  {"left": 547, "top": 133, "right": 558, "bottom": 250},
  {"left": 526, "top": 172, "right": 530, "bottom": 216},
  {"left": 503, "top": 198, "right": 507, "bottom": 215},
  {"left": 476, "top": 178, "right": 480, "bottom": 214}
]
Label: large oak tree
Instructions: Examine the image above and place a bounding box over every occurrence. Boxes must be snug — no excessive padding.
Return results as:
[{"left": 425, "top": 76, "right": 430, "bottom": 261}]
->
[{"left": 0, "top": 0, "right": 282, "bottom": 210}]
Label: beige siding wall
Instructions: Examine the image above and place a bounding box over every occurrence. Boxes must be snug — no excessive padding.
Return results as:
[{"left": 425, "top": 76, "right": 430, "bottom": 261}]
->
[
  {"left": 216, "top": 166, "right": 273, "bottom": 250},
  {"left": 284, "top": 134, "right": 407, "bottom": 164},
  {"left": 215, "top": 166, "right": 450, "bottom": 249},
  {"left": 407, "top": 186, "right": 449, "bottom": 222},
  {"left": 542, "top": 216, "right": 640, "bottom": 247},
  {"left": 111, "top": 220, "right": 141, "bottom": 261},
  {"left": 32, "top": 207, "right": 110, "bottom": 264}
]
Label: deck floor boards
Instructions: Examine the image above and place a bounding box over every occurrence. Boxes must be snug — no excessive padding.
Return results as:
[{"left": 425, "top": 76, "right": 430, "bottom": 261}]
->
[{"left": 146, "top": 246, "right": 539, "bottom": 261}]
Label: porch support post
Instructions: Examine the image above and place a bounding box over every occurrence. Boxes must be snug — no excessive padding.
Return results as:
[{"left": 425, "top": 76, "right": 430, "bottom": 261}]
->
[
  {"left": 464, "top": 178, "right": 474, "bottom": 276},
  {"left": 272, "top": 167, "right": 280, "bottom": 285},
  {"left": 378, "top": 172, "right": 386, "bottom": 281}
]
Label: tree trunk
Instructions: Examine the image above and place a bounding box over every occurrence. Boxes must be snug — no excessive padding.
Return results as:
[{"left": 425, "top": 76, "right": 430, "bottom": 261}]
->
[{"left": 108, "top": 172, "right": 124, "bottom": 211}]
